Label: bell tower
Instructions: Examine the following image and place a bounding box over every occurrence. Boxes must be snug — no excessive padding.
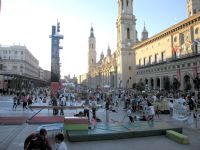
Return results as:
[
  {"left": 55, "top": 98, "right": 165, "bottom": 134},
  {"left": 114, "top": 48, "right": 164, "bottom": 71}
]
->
[
  {"left": 187, "top": 0, "right": 200, "bottom": 17},
  {"left": 88, "top": 26, "right": 96, "bottom": 73},
  {"left": 116, "top": 0, "right": 137, "bottom": 88}
]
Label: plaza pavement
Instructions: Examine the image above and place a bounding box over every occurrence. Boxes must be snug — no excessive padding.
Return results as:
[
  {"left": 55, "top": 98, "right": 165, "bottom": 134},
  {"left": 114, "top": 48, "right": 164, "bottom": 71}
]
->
[{"left": 0, "top": 95, "right": 200, "bottom": 150}]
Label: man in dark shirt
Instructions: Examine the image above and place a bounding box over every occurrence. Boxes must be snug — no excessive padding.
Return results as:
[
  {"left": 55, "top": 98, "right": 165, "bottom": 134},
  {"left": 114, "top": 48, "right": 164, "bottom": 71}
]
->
[{"left": 24, "top": 128, "right": 52, "bottom": 150}]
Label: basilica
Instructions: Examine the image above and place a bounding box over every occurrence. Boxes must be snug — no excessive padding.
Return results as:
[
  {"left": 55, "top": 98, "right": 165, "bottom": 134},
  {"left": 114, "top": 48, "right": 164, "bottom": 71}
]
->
[{"left": 79, "top": 0, "right": 200, "bottom": 91}]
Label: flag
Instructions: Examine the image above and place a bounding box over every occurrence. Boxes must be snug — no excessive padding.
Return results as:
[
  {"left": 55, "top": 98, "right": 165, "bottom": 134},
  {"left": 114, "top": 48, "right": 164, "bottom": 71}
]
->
[
  {"left": 172, "top": 45, "right": 180, "bottom": 53},
  {"left": 185, "top": 40, "right": 192, "bottom": 46},
  {"left": 193, "top": 39, "right": 199, "bottom": 44}
]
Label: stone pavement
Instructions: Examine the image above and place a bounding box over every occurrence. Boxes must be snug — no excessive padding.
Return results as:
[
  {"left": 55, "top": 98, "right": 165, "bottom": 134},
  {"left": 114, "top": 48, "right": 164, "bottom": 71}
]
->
[{"left": 0, "top": 96, "right": 200, "bottom": 150}]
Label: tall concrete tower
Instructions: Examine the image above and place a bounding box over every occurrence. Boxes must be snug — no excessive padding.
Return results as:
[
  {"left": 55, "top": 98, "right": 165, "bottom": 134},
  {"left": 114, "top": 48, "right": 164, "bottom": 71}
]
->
[
  {"left": 116, "top": 0, "right": 137, "bottom": 88},
  {"left": 49, "top": 21, "right": 64, "bottom": 83},
  {"left": 88, "top": 26, "right": 96, "bottom": 73},
  {"left": 187, "top": 0, "right": 200, "bottom": 17}
]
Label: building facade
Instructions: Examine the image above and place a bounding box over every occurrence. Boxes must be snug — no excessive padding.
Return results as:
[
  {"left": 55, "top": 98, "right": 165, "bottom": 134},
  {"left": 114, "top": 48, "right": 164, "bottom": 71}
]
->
[
  {"left": 83, "top": 0, "right": 200, "bottom": 91},
  {"left": 0, "top": 45, "right": 49, "bottom": 90},
  {"left": 0, "top": 45, "right": 39, "bottom": 77},
  {"left": 135, "top": 13, "right": 200, "bottom": 91},
  {"left": 39, "top": 67, "right": 51, "bottom": 82}
]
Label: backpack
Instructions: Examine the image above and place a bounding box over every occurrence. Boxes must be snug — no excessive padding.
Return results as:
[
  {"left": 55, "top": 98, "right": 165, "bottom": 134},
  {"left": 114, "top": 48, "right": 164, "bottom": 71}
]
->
[{"left": 27, "top": 135, "right": 47, "bottom": 150}]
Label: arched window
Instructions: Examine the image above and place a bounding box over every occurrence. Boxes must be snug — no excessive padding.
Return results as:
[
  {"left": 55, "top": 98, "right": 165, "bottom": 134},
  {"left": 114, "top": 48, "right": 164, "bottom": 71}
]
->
[
  {"left": 121, "top": 0, "right": 124, "bottom": 12},
  {"left": 127, "top": 28, "right": 130, "bottom": 39},
  {"left": 126, "top": 0, "right": 128, "bottom": 7},
  {"left": 195, "top": 28, "right": 199, "bottom": 34}
]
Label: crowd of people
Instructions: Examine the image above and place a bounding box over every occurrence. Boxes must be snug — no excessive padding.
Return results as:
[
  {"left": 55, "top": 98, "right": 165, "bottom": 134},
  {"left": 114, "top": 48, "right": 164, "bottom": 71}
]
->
[{"left": 6, "top": 85, "right": 200, "bottom": 149}]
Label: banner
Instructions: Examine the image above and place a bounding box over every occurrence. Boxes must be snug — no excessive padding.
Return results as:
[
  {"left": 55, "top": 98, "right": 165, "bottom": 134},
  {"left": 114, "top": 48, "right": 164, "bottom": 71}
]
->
[
  {"left": 51, "top": 82, "right": 60, "bottom": 97},
  {"left": 176, "top": 68, "right": 181, "bottom": 81},
  {"left": 192, "top": 64, "right": 197, "bottom": 78},
  {"left": 172, "top": 45, "right": 180, "bottom": 53}
]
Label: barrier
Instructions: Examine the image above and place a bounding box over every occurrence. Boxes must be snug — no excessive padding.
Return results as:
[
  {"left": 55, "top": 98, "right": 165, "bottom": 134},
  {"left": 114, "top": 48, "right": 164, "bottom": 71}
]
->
[
  {"left": 64, "top": 117, "right": 88, "bottom": 131},
  {"left": 166, "top": 130, "right": 189, "bottom": 144}
]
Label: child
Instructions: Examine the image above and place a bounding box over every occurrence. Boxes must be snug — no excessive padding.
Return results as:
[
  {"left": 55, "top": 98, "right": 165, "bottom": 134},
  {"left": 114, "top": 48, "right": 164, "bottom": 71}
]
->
[
  {"left": 55, "top": 133, "right": 68, "bottom": 150},
  {"left": 90, "top": 116, "right": 97, "bottom": 129}
]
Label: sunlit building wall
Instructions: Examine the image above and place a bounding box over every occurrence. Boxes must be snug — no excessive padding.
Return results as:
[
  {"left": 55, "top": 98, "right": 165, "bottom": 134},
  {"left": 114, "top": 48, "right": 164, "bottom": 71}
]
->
[{"left": 0, "top": 45, "right": 39, "bottom": 78}]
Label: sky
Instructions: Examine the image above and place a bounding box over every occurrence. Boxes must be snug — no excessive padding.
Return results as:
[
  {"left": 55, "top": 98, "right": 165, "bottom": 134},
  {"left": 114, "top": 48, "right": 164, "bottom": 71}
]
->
[{"left": 0, "top": 0, "right": 187, "bottom": 78}]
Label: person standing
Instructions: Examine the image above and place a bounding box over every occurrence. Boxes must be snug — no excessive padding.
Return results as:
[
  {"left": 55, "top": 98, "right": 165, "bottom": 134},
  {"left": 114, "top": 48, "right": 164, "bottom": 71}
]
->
[
  {"left": 83, "top": 99, "right": 90, "bottom": 120},
  {"left": 12, "top": 94, "right": 18, "bottom": 110},
  {"left": 60, "top": 95, "right": 66, "bottom": 116},
  {"left": 168, "top": 100, "right": 174, "bottom": 118},
  {"left": 147, "top": 101, "right": 155, "bottom": 121},
  {"left": 51, "top": 96, "right": 58, "bottom": 115},
  {"left": 22, "top": 93, "right": 28, "bottom": 111},
  {"left": 127, "top": 105, "right": 134, "bottom": 123},
  {"left": 91, "top": 99, "right": 97, "bottom": 118}
]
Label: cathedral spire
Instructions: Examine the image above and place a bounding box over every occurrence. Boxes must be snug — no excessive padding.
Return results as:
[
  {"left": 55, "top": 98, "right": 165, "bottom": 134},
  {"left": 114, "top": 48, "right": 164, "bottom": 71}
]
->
[
  {"left": 141, "top": 22, "right": 148, "bottom": 41},
  {"left": 187, "top": 0, "right": 200, "bottom": 17},
  {"left": 107, "top": 44, "right": 111, "bottom": 56},
  {"left": 101, "top": 50, "right": 104, "bottom": 59},
  {"left": 90, "top": 25, "right": 94, "bottom": 38}
]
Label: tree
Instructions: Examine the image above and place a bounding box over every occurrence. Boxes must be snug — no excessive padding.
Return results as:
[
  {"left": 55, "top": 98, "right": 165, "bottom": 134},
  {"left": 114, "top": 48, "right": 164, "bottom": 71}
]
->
[
  {"left": 193, "top": 76, "right": 200, "bottom": 91},
  {"left": 184, "top": 82, "right": 192, "bottom": 91},
  {"left": 136, "top": 81, "right": 145, "bottom": 91},
  {"left": 172, "top": 78, "right": 180, "bottom": 91},
  {"left": 163, "top": 76, "right": 170, "bottom": 91},
  {"left": 132, "top": 83, "right": 136, "bottom": 90}
]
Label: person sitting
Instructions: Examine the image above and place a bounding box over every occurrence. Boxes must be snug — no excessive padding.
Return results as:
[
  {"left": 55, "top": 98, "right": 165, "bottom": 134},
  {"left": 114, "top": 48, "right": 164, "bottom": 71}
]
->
[
  {"left": 139, "top": 112, "right": 147, "bottom": 121},
  {"left": 90, "top": 116, "right": 97, "bottom": 129},
  {"left": 24, "top": 128, "right": 52, "bottom": 150}
]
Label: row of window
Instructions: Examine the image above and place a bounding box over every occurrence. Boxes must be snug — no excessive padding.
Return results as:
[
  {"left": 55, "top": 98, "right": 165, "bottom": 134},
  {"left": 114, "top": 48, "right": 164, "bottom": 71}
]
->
[
  {"left": 0, "top": 64, "right": 23, "bottom": 71},
  {"left": 0, "top": 56, "right": 24, "bottom": 60},
  {"left": 138, "top": 51, "right": 166, "bottom": 66},
  {"left": 0, "top": 50, "right": 23, "bottom": 55},
  {"left": 137, "top": 62, "right": 199, "bottom": 75},
  {"left": 173, "top": 30, "right": 198, "bottom": 43}
]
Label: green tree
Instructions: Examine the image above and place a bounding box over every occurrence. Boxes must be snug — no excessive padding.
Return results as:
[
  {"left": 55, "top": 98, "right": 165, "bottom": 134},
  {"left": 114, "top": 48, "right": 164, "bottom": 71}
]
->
[
  {"left": 172, "top": 78, "right": 180, "bottom": 91},
  {"left": 136, "top": 81, "right": 145, "bottom": 91},
  {"left": 163, "top": 76, "right": 170, "bottom": 91}
]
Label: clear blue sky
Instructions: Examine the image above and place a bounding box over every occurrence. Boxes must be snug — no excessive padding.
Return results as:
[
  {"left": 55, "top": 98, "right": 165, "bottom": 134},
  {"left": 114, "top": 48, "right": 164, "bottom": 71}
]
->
[{"left": 0, "top": 0, "right": 187, "bottom": 78}]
